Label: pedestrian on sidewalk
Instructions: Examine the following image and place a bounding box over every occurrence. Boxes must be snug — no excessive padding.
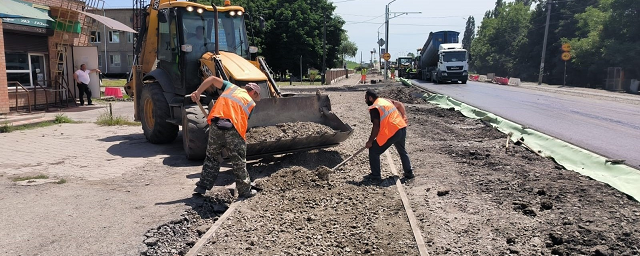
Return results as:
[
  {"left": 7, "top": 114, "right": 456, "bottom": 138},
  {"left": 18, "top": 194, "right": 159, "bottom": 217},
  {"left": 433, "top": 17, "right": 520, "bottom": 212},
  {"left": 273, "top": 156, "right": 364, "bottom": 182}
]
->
[
  {"left": 73, "top": 64, "right": 100, "bottom": 106},
  {"left": 364, "top": 89, "right": 414, "bottom": 181},
  {"left": 190, "top": 76, "right": 261, "bottom": 198}
]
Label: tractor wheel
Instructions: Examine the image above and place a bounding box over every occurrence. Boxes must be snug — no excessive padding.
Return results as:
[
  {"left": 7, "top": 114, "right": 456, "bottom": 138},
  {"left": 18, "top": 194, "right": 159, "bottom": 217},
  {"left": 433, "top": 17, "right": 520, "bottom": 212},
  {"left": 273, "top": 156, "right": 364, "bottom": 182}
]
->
[
  {"left": 182, "top": 104, "right": 209, "bottom": 160},
  {"left": 140, "top": 83, "right": 178, "bottom": 144}
]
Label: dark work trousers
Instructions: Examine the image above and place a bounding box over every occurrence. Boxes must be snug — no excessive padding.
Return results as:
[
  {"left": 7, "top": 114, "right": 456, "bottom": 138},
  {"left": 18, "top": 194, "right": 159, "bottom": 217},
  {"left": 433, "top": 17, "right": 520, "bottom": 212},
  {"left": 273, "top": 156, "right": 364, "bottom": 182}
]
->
[
  {"left": 369, "top": 127, "right": 413, "bottom": 178},
  {"left": 77, "top": 82, "right": 92, "bottom": 105}
]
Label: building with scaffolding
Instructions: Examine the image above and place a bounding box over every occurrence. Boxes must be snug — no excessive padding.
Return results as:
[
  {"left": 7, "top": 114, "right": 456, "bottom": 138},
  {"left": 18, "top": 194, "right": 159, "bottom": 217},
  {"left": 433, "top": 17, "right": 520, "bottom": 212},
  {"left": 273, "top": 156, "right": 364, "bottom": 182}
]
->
[{"left": 0, "top": 0, "right": 135, "bottom": 115}]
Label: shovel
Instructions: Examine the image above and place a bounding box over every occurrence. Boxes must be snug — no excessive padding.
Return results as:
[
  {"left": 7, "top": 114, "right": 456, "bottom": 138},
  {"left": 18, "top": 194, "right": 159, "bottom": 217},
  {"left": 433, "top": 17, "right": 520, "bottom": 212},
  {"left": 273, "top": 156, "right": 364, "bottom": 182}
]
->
[{"left": 316, "top": 147, "right": 366, "bottom": 181}]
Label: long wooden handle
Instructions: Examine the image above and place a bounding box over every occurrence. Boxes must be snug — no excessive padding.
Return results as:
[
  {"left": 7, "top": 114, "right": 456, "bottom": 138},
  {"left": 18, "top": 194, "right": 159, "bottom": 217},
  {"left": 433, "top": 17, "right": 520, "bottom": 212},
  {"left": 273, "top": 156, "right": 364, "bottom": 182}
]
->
[
  {"left": 331, "top": 147, "right": 367, "bottom": 172},
  {"left": 195, "top": 100, "right": 208, "bottom": 116}
]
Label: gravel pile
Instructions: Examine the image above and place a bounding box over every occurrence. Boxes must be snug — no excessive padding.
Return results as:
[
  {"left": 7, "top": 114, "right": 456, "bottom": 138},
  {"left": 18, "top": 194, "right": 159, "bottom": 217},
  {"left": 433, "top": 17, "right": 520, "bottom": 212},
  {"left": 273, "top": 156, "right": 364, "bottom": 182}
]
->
[
  {"left": 246, "top": 122, "right": 336, "bottom": 144},
  {"left": 375, "top": 85, "right": 427, "bottom": 104}
]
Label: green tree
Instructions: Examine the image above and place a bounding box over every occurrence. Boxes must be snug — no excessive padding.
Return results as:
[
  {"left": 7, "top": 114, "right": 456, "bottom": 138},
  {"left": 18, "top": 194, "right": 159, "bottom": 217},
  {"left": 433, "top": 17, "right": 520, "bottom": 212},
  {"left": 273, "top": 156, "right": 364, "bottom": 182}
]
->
[
  {"left": 601, "top": 0, "right": 640, "bottom": 78},
  {"left": 471, "top": 2, "right": 531, "bottom": 76},
  {"left": 338, "top": 33, "right": 358, "bottom": 67},
  {"left": 462, "top": 16, "right": 475, "bottom": 52}
]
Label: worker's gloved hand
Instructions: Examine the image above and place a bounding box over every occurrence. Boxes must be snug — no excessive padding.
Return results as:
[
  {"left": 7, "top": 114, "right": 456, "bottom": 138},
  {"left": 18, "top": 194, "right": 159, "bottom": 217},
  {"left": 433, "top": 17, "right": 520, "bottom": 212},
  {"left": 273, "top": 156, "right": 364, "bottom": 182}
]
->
[
  {"left": 365, "top": 140, "right": 373, "bottom": 149},
  {"left": 190, "top": 92, "right": 200, "bottom": 103}
]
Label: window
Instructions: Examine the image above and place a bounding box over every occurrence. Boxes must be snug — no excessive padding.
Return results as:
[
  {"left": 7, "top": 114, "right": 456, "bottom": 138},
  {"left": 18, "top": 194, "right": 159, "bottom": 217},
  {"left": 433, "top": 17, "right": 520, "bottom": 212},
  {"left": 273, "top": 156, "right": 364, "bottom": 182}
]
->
[
  {"left": 90, "top": 31, "right": 101, "bottom": 43},
  {"left": 127, "top": 54, "right": 134, "bottom": 67},
  {"left": 6, "top": 53, "right": 30, "bottom": 87},
  {"left": 127, "top": 32, "right": 134, "bottom": 43},
  {"left": 5, "top": 53, "right": 47, "bottom": 87},
  {"left": 109, "top": 54, "right": 121, "bottom": 67},
  {"left": 108, "top": 31, "right": 120, "bottom": 43},
  {"left": 98, "top": 54, "right": 103, "bottom": 67}
]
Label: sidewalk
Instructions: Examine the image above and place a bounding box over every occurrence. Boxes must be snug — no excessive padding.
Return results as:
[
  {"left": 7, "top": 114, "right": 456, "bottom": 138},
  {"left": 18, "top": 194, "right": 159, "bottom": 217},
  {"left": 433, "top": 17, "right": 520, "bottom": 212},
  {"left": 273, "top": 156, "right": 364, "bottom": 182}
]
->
[
  {"left": 0, "top": 101, "right": 135, "bottom": 127},
  {"left": 519, "top": 82, "right": 640, "bottom": 104}
]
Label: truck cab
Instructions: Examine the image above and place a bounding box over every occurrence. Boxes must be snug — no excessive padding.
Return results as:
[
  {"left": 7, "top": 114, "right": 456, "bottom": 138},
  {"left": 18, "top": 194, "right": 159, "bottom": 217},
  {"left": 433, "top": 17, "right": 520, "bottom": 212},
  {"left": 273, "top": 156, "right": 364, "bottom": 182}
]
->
[{"left": 433, "top": 43, "right": 468, "bottom": 84}]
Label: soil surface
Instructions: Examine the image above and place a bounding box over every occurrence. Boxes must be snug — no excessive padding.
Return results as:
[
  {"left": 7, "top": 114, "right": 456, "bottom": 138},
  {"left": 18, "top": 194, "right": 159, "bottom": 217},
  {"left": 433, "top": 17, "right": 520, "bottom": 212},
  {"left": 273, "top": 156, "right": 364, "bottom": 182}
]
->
[
  {"left": 142, "top": 83, "right": 640, "bottom": 255},
  {"left": 246, "top": 122, "right": 336, "bottom": 144}
]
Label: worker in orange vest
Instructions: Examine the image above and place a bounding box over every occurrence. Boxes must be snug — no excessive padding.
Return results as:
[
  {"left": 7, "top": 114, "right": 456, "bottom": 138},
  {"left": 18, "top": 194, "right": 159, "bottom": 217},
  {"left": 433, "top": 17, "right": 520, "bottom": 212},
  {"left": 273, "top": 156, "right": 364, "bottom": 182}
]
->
[
  {"left": 364, "top": 89, "right": 413, "bottom": 181},
  {"left": 190, "top": 76, "right": 261, "bottom": 198}
]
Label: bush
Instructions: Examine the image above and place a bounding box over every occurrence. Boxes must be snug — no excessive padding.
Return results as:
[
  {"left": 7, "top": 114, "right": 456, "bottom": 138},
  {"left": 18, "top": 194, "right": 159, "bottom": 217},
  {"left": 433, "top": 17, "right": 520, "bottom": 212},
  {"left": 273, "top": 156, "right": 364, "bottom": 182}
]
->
[{"left": 96, "top": 112, "right": 139, "bottom": 126}]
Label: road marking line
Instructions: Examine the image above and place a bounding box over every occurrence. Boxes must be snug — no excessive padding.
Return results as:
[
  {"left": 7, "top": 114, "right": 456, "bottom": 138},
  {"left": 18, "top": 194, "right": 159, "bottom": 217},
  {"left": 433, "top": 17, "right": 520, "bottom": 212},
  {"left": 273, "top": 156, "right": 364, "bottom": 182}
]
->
[
  {"left": 186, "top": 202, "right": 239, "bottom": 256},
  {"left": 385, "top": 151, "right": 429, "bottom": 256}
]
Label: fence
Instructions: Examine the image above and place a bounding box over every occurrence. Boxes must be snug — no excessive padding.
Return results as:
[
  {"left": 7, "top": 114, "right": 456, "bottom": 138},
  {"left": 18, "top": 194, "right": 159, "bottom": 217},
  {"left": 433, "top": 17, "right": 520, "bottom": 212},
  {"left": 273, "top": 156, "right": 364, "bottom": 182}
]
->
[{"left": 325, "top": 69, "right": 355, "bottom": 85}]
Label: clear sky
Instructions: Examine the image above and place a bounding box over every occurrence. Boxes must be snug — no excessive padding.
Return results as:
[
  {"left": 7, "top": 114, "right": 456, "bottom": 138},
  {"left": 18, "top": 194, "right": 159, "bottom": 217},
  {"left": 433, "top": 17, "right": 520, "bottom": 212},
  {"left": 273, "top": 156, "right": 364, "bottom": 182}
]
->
[{"left": 103, "top": 0, "right": 498, "bottom": 62}]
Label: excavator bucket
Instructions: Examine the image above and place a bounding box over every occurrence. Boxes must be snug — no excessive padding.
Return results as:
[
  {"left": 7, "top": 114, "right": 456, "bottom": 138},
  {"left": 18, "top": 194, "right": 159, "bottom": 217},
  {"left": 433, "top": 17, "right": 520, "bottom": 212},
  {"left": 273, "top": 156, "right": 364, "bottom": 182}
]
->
[{"left": 246, "top": 93, "right": 353, "bottom": 159}]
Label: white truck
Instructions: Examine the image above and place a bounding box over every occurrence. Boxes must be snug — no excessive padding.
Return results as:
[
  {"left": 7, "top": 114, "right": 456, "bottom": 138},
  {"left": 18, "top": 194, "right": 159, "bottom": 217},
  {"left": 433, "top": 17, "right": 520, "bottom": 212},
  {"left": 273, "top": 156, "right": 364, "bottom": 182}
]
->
[{"left": 417, "top": 31, "right": 469, "bottom": 84}]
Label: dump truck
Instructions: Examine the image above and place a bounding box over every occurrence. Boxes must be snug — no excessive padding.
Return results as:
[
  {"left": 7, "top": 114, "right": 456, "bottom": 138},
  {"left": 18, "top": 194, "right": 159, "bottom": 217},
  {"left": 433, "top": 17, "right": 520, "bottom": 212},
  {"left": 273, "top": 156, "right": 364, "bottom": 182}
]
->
[
  {"left": 125, "top": 0, "right": 352, "bottom": 160},
  {"left": 417, "top": 31, "right": 468, "bottom": 84}
]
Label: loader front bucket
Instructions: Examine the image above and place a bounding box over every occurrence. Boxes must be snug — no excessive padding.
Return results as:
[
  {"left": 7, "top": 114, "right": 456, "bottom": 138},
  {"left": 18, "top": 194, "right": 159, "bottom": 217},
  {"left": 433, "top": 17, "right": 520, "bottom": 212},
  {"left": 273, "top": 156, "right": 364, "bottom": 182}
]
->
[{"left": 246, "top": 93, "right": 353, "bottom": 159}]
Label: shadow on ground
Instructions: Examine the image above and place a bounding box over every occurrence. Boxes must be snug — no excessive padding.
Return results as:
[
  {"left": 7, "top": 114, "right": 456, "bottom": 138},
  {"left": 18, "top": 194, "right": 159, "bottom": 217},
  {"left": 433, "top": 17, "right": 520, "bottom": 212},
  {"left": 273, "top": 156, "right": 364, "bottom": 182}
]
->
[{"left": 99, "top": 133, "right": 201, "bottom": 167}]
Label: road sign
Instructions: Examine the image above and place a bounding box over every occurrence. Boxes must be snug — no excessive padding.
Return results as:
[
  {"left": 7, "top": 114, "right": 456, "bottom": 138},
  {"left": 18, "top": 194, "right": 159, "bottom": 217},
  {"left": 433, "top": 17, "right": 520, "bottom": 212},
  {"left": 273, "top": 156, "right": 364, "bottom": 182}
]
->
[
  {"left": 383, "top": 53, "right": 391, "bottom": 61},
  {"left": 378, "top": 38, "right": 385, "bottom": 47},
  {"left": 562, "top": 43, "right": 571, "bottom": 52},
  {"left": 561, "top": 52, "right": 571, "bottom": 61}
]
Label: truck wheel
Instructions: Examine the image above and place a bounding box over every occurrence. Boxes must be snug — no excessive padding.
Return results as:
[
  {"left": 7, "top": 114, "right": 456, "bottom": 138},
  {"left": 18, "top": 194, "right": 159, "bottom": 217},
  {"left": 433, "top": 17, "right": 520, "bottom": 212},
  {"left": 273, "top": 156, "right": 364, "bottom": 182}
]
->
[
  {"left": 140, "top": 83, "right": 178, "bottom": 144},
  {"left": 182, "top": 104, "right": 209, "bottom": 160},
  {"left": 462, "top": 79, "right": 467, "bottom": 84}
]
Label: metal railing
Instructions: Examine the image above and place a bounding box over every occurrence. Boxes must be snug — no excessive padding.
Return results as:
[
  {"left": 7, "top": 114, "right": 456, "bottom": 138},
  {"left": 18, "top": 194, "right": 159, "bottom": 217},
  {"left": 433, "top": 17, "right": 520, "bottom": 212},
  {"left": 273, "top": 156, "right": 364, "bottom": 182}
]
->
[{"left": 8, "top": 81, "right": 31, "bottom": 113}]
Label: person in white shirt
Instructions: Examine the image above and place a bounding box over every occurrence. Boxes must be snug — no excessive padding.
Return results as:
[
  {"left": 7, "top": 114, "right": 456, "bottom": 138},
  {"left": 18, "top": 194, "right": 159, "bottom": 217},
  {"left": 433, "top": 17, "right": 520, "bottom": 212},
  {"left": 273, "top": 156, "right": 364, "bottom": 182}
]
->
[{"left": 73, "top": 64, "right": 100, "bottom": 106}]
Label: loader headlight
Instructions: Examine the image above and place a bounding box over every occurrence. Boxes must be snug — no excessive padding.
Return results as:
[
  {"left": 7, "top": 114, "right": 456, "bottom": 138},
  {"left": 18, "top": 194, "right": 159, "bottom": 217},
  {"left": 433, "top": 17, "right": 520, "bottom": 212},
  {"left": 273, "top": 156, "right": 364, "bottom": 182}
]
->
[
  {"left": 197, "top": 8, "right": 204, "bottom": 14},
  {"left": 186, "top": 6, "right": 194, "bottom": 12},
  {"left": 249, "top": 46, "right": 258, "bottom": 53},
  {"left": 230, "top": 11, "right": 236, "bottom": 16},
  {"left": 237, "top": 11, "right": 243, "bottom": 16}
]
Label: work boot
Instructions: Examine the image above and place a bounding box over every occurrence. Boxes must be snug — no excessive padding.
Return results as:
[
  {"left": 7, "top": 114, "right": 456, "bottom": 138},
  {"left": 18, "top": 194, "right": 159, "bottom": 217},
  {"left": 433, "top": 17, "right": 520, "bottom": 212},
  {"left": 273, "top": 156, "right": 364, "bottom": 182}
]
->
[
  {"left": 193, "top": 186, "right": 207, "bottom": 196},
  {"left": 238, "top": 189, "right": 257, "bottom": 199},
  {"left": 363, "top": 173, "right": 381, "bottom": 182},
  {"left": 403, "top": 172, "right": 415, "bottom": 179}
]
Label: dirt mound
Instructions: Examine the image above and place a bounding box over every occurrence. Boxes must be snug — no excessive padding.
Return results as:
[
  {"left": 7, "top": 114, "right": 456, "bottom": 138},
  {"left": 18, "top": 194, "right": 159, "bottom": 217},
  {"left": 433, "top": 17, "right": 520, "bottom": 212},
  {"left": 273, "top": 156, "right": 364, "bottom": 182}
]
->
[
  {"left": 202, "top": 165, "right": 416, "bottom": 255},
  {"left": 246, "top": 122, "right": 336, "bottom": 144},
  {"left": 141, "top": 210, "right": 216, "bottom": 256},
  {"left": 375, "top": 85, "right": 427, "bottom": 104}
]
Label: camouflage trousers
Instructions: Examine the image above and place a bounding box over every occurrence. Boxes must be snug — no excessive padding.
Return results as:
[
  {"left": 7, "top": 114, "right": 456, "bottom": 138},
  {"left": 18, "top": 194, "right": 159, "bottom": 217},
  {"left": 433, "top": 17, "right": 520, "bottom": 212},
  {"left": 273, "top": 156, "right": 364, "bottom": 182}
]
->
[{"left": 196, "top": 126, "right": 251, "bottom": 196}]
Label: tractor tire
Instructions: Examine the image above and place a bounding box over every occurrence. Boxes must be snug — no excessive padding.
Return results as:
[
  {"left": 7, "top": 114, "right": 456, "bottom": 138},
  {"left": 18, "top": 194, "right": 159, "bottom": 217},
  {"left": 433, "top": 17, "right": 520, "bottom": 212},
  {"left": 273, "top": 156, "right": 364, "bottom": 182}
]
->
[
  {"left": 182, "top": 104, "right": 209, "bottom": 160},
  {"left": 140, "top": 83, "right": 178, "bottom": 144}
]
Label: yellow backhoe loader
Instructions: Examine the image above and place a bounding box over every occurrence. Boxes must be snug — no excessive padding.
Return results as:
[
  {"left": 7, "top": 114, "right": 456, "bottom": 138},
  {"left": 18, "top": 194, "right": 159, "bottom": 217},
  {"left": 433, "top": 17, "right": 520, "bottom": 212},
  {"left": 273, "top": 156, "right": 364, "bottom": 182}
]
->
[{"left": 125, "top": 0, "right": 352, "bottom": 160}]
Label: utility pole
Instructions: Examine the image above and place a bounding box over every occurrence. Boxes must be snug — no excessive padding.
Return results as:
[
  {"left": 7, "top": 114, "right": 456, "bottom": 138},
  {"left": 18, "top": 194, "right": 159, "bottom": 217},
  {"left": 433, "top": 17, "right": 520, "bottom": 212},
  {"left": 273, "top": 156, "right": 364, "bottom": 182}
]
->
[
  {"left": 321, "top": 9, "right": 327, "bottom": 85},
  {"left": 384, "top": 0, "right": 419, "bottom": 80},
  {"left": 538, "top": 0, "right": 552, "bottom": 85},
  {"left": 384, "top": 2, "right": 392, "bottom": 80}
]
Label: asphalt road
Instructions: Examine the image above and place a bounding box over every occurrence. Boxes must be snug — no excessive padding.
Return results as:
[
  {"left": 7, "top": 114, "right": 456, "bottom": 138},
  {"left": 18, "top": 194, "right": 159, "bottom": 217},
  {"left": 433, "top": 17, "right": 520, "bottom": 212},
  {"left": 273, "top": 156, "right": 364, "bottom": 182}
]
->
[{"left": 412, "top": 80, "right": 640, "bottom": 169}]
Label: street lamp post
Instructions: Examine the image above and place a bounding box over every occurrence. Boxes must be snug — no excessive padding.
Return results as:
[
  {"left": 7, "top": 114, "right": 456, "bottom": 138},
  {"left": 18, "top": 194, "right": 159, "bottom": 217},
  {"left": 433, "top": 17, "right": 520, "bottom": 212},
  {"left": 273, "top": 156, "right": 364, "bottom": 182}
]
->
[
  {"left": 384, "top": 0, "right": 420, "bottom": 80},
  {"left": 384, "top": 0, "right": 395, "bottom": 80},
  {"left": 377, "top": 23, "right": 385, "bottom": 70}
]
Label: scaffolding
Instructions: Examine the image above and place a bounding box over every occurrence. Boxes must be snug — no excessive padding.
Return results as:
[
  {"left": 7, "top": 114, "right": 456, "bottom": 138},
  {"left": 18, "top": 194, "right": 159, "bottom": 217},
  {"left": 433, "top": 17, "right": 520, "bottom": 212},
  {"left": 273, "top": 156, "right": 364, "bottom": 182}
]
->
[{"left": 48, "top": 0, "right": 104, "bottom": 108}]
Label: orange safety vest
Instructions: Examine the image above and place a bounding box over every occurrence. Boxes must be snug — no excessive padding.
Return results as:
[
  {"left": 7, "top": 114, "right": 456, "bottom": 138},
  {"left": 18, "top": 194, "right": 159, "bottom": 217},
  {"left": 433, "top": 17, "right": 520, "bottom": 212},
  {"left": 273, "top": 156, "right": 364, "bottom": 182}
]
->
[
  {"left": 369, "top": 98, "right": 407, "bottom": 146},
  {"left": 207, "top": 84, "right": 256, "bottom": 140}
]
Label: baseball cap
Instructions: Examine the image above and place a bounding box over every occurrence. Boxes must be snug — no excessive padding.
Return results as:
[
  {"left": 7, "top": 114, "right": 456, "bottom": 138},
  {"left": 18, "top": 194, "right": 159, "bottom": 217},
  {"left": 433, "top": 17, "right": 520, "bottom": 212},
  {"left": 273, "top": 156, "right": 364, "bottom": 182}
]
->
[{"left": 245, "top": 83, "right": 261, "bottom": 96}]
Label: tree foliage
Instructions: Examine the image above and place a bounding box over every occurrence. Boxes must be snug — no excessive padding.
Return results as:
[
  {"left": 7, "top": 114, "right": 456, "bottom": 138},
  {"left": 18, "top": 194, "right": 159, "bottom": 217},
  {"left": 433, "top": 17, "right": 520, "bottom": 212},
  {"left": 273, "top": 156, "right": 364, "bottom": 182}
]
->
[
  {"left": 471, "top": 0, "right": 639, "bottom": 86},
  {"left": 462, "top": 16, "right": 475, "bottom": 52}
]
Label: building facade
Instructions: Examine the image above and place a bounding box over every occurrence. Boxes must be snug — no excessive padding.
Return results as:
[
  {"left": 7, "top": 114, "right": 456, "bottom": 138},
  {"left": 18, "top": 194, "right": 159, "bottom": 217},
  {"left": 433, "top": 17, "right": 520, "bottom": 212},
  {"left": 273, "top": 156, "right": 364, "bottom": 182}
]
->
[
  {"left": 90, "top": 9, "right": 135, "bottom": 76},
  {"left": 0, "top": 0, "right": 103, "bottom": 115}
]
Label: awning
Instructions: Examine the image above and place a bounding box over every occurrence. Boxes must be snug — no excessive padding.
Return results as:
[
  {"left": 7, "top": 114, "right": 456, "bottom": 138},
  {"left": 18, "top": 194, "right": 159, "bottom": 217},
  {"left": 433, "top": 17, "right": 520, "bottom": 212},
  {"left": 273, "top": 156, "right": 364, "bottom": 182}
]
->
[
  {"left": 0, "top": 0, "right": 53, "bottom": 21},
  {"left": 80, "top": 11, "right": 136, "bottom": 33}
]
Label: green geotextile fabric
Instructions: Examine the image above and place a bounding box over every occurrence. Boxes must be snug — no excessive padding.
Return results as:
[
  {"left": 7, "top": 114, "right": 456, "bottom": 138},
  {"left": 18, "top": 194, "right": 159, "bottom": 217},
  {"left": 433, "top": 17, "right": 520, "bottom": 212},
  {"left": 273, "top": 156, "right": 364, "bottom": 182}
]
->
[{"left": 399, "top": 78, "right": 640, "bottom": 201}]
